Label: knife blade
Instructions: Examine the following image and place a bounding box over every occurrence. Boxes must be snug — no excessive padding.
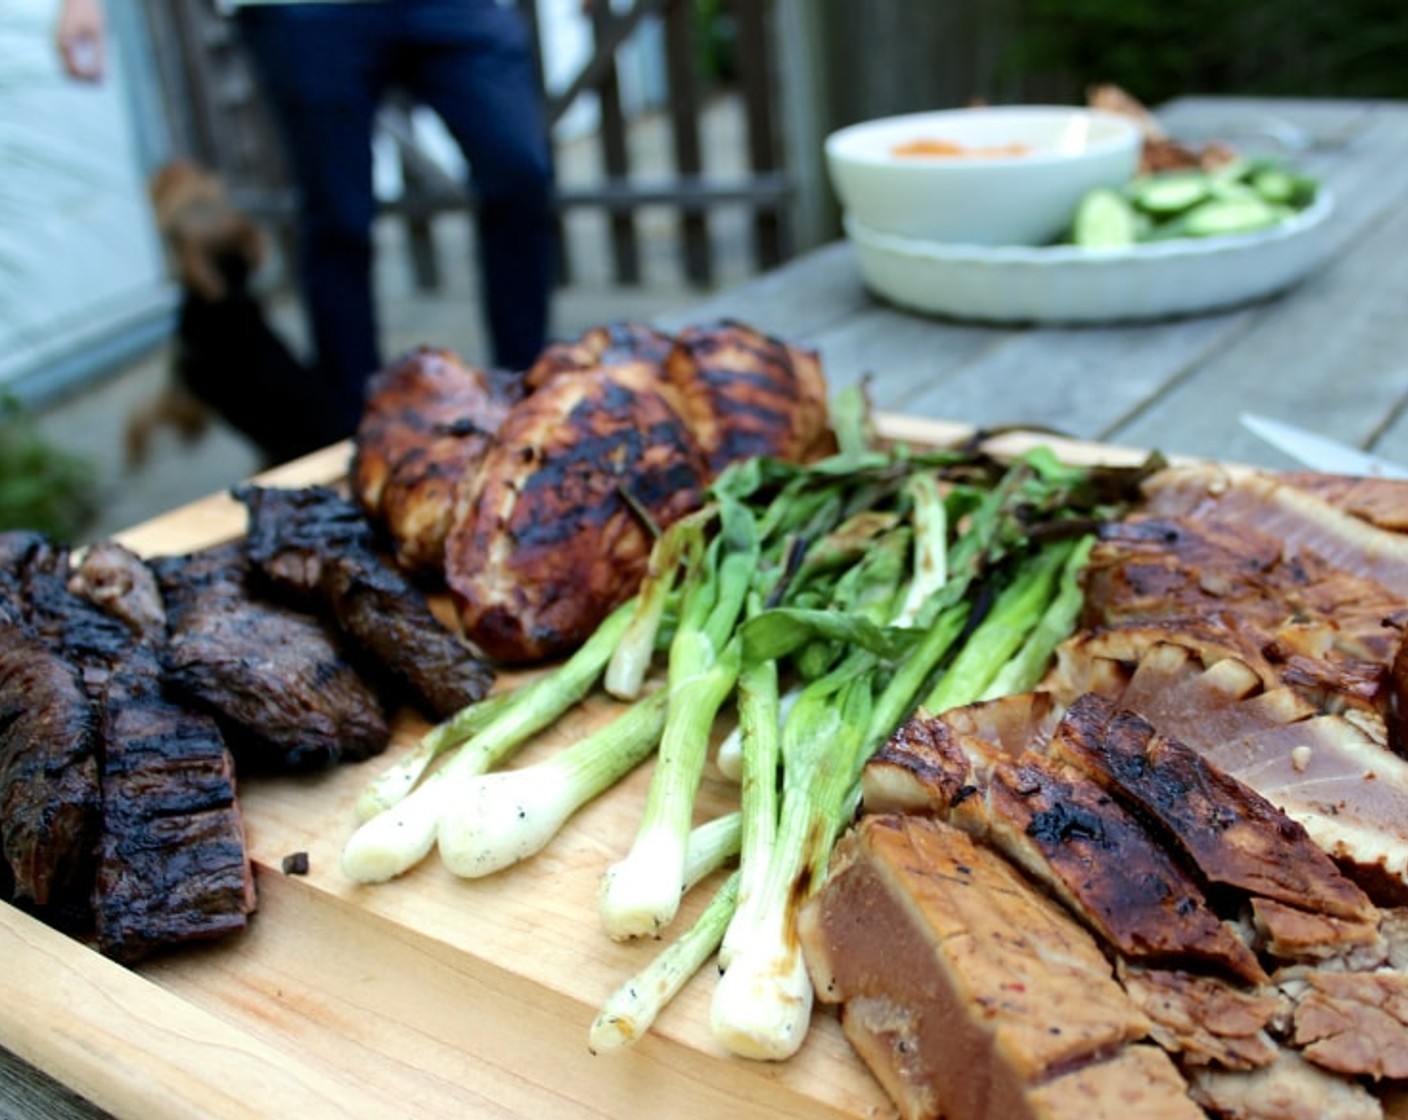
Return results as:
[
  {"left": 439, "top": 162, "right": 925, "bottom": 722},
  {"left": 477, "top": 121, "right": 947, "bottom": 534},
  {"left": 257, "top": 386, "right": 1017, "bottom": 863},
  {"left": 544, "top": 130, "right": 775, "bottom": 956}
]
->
[{"left": 1238, "top": 413, "right": 1408, "bottom": 480}]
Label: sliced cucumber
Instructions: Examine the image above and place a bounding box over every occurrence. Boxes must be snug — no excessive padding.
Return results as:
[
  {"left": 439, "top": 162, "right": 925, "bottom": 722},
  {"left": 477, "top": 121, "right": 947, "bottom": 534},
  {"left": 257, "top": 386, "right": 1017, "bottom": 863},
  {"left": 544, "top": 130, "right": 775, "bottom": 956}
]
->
[
  {"left": 1130, "top": 171, "right": 1211, "bottom": 215},
  {"left": 1171, "top": 196, "right": 1283, "bottom": 238},
  {"left": 1071, "top": 187, "right": 1139, "bottom": 249}
]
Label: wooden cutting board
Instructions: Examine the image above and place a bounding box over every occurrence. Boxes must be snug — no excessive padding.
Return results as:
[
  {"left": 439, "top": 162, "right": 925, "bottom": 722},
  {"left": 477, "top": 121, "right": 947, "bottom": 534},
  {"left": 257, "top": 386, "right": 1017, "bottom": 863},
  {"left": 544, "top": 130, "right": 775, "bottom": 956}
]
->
[{"left": 0, "top": 416, "right": 1158, "bottom": 1120}]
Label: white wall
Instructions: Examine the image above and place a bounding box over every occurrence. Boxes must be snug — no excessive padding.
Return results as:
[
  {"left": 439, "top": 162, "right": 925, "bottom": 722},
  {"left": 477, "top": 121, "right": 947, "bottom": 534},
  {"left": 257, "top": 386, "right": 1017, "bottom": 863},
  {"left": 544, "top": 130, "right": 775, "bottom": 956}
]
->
[{"left": 0, "top": 0, "right": 171, "bottom": 402}]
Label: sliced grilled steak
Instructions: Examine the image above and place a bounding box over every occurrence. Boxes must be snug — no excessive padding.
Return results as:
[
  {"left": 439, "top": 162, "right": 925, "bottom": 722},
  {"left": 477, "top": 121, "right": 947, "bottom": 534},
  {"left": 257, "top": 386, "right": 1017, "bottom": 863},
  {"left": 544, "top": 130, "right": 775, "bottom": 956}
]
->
[
  {"left": 156, "top": 542, "right": 389, "bottom": 771},
  {"left": 67, "top": 539, "right": 168, "bottom": 643},
  {"left": 0, "top": 630, "right": 100, "bottom": 909},
  {"left": 236, "top": 483, "right": 494, "bottom": 718},
  {"left": 93, "top": 647, "right": 254, "bottom": 963}
]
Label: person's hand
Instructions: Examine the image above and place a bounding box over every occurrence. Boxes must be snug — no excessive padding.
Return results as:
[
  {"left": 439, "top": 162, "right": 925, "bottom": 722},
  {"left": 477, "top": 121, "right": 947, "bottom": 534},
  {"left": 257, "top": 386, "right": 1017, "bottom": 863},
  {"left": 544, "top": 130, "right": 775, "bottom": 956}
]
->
[{"left": 56, "top": 0, "right": 105, "bottom": 82}]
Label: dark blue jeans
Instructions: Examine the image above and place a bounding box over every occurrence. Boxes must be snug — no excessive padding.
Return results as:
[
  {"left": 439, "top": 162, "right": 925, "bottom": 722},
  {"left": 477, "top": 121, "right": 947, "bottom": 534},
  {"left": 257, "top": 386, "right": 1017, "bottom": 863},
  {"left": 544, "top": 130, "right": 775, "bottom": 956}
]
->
[{"left": 237, "top": 0, "right": 555, "bottom": 439}]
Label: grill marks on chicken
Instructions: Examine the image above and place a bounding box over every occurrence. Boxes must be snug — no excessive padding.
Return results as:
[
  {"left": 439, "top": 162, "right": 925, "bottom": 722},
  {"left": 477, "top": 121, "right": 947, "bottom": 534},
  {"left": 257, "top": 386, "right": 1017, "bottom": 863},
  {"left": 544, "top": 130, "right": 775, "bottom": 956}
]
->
[
  {"left": 236, "top": 483, "right": 493, "bottom": 718},
  {"left": 352, "top": 346, "right": 525, "bottom": 571},
  {"left": 445, "top": 363, "right": 710, "bottom": 662},
  {"left": 354, "top": 320, "right": 832, "bottom": 662},
  {"left": 662, "top": 323, "right": 834, "bottom": 475}
]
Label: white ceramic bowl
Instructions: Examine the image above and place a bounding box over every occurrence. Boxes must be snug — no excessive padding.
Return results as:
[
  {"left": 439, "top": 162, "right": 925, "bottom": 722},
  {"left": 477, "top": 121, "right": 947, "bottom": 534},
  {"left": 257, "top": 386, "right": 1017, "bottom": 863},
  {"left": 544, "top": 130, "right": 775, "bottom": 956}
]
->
[
  {"left": 842, "top": 187, "right": 1336, "bottom": 324},
  {"left": 824, "top": 105, "right": 1143, "bottom": 247}
]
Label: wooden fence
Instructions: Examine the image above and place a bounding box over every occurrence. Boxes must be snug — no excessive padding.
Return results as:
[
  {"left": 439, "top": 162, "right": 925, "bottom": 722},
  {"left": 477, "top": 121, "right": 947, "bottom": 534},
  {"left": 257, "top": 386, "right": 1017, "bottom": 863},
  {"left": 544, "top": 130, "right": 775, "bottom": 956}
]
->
[{"left": 138, "top": 0, "right": 792, "bottom": 293}]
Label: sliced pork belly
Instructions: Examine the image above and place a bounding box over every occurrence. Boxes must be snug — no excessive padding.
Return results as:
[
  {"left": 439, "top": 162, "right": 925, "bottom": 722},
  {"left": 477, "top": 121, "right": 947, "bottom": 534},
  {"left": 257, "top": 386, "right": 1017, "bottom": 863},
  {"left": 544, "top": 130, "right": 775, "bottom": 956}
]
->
[
  {"left": 1278, "top": 969, "right": 1408, "bottom": 1080},
  {"left": 1117, "top": 965, "right": 1284, "bottom": 1071},
  {"left": 1187, "top": 1049, "right": 1381, "bottom": 1120},
  {"left": 1051, "top": 693, "right": 1375, "bottom": 924},
  {"left": 865, "top": 710, "right": 1266, "bottom": 983},
  {"left": 1060, "top": 643, "right": 1408, "bottom": 902},
  {"left": 799, "top": 814, "right": 1203, "bottom": 1120},
  {"left": 1141, "top": 464, "right": 1408, "bottom": 597}
]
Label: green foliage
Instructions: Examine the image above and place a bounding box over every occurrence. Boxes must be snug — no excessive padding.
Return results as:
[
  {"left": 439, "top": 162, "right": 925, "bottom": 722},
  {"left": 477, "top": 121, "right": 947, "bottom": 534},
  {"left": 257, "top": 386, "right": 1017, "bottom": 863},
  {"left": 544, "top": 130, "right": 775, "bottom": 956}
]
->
[
  {"left": 1007, "top": 0, "right": 1408, "bottom": 104},
  {"left": 0, "top": 395, "right": 97, "bottom": 540}
]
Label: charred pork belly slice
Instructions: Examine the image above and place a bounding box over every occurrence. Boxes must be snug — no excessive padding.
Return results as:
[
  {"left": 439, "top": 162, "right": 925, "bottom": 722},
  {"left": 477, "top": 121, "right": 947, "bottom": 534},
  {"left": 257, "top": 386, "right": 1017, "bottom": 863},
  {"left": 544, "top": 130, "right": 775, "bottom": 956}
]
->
[
  {"left": 1067, "top": 643, "right": 1408, "bottom": 902},
  {"left": 662, "top": 320, "right": 834, "bottom": 476},
  {"left": 237, "top": 484, "right": 493, "bottom": 717},
  {"left": 0, "top": 634, "right": 100, "bottom": 909},
  {"left": 1284, "top": 472, "right": 1408, "bottom": 534},
  {"left": 523, "top": 321, "right": 676, "bottom": 392},
  {"left": 352, "top": 346, "right": 525, "bottom": 570},
  {"left": 93, "top": 647, "right": 254, "bottom": 963},
  {"left": 1251, "top": 898, "right": 1386, "bottom": 968},
  {"left": 1084, "top": 512, "right": 1405, "bottom": 666},
  {"left": 799, "top": 815, "right": 1203, "bottom": 1120},
  {"left": 156, "top": 543, "right": 389, "bottom": 771},
  {"left": 1117, "top": 964, "right": 1285, "bottom": 1072},
  {"left": 1052, "top": 693, "right": 1376, "bottom": 924},
  {"left": 445, "top": 362, "right": 709, "bottom": 663},
  {"left": 864, "top": 712, "right": 1267, "bottom": 984},
  {"left": 1142, "top": 464, "right": 1408, "bottom": 596}
]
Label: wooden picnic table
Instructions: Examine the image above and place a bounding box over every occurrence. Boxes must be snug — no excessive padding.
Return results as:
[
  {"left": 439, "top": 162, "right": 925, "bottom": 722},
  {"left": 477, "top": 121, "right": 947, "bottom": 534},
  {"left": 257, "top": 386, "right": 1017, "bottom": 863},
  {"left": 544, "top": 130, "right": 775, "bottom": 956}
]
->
[
  {"left": 3, "top": 93, "right": 1407, "bottom": 1120},
  {"left": 660, "top": 95, "right": 1408, "bottom": 475}
]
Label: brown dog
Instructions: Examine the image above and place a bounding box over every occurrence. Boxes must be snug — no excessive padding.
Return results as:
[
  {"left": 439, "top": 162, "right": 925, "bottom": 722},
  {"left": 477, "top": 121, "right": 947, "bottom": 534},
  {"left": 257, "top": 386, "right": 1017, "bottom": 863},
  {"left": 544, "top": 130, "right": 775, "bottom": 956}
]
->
[
  {"left": 128, "top": 160, "right": 324, "bottom": 468},
  {"left": 125, "top": 160, "right": 268, "bottom": 467}
]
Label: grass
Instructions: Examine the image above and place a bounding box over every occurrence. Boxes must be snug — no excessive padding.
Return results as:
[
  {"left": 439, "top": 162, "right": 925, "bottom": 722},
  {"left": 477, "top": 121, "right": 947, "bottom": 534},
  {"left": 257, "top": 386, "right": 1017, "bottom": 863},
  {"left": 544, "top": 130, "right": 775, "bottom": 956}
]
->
[{"left": 0, "top": 394, "right": 97, "bottom": 540}]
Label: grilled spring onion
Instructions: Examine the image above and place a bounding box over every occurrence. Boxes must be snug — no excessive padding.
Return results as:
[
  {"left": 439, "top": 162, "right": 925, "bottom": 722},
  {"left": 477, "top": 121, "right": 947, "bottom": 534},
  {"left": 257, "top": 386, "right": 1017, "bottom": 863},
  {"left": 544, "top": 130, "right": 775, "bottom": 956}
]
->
[{"left": 341, "top": 600, "right": 637, "bottom": 883}]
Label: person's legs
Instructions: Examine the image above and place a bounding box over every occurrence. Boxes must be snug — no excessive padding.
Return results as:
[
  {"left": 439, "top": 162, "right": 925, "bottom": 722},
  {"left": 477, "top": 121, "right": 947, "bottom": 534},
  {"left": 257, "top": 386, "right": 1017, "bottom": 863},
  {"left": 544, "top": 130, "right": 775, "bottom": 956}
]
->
[
  {"left": 236, "top": 5, "right": 390, "bottom": 440},
  {"left": 397, "top": 0, "right": 555, "bottom": 371}
]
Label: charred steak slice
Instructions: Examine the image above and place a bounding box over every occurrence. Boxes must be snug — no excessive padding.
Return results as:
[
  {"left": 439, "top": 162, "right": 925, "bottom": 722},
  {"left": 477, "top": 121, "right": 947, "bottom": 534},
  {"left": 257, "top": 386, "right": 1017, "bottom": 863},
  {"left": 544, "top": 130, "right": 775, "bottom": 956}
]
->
[
  {"left": 237, "top": 484, "right": 494, "bottom": 717},
  {"left": 352, "top": 346, "right": 525, "bottom": 571},
  {"left": 67, "top": 539, "right": 167, "bottom": 644},
  {"left": 93, "top": 647, "right": 254, "bottom": 963},
  {"left": 156, "top": 542, "right": 389, "bottom": 771},
  {"left": 0, "top": 631, "right": 100, "bottom": 910}
]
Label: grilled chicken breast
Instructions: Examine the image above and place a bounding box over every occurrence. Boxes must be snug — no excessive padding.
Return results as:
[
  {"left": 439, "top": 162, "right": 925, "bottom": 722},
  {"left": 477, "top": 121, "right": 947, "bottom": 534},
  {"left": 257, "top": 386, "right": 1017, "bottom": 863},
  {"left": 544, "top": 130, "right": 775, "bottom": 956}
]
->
[
  {"left": 523, "top": 320, "right": 676, "bottom": 392},
  {"left": 444, "top": 362, "right": 709, "bottom": 663},
  {"left": 352, "top": 347, "right": 525, "bottom": 570},
  {"left": 663, "top": 321, "right": 834, "bottom": 475}
]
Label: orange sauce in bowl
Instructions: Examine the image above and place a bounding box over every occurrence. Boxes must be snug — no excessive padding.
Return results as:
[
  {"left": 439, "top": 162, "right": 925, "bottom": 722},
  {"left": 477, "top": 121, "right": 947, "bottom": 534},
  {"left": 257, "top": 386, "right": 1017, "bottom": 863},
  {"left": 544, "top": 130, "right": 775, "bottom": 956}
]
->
[{"left": 891, "top": 138, "right": 1031, "bottom": 158}]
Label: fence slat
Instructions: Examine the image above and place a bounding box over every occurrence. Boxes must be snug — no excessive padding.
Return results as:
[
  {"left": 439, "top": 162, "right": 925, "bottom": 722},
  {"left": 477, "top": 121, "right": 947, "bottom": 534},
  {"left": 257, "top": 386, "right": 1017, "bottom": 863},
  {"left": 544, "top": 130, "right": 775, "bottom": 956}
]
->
[
  {"left": 734, "top": 1, "right": 787, "bottom": 268},
  {"left": 663, "top": 0, "right": 712, "bottom": 286}
]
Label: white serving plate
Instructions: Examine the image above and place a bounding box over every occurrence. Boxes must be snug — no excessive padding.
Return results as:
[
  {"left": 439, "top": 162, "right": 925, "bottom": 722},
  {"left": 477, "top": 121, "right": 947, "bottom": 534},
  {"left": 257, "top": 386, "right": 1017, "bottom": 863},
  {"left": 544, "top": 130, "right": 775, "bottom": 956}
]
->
[{"left": 844, "top": 187, "right": 1336, "bottom": 325}]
